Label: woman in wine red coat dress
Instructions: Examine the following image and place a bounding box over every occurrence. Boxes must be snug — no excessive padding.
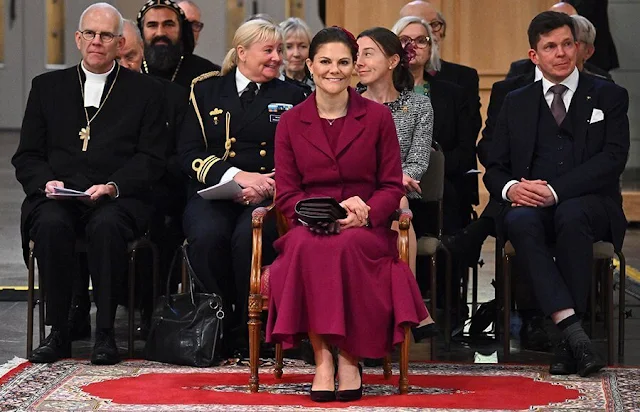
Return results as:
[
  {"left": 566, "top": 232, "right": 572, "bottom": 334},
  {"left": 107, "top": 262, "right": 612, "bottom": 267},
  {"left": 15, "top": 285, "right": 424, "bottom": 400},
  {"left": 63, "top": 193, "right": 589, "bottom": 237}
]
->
[{"left": 265, "top": 27, "right": 428, "bottom": 402}]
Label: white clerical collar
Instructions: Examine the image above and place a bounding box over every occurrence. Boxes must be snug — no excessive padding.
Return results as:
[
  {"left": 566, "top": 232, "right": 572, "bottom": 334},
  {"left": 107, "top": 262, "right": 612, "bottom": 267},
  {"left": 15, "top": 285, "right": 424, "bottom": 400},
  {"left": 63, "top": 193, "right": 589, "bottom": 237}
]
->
[
  {"left": 541, "top": 66, "right": 579, "bottom": 96},
  {"left": 235, "top": 68, "right": 262, "bottom": 96},
  {"left": 81, "top": 61, "right": 115, "bottom": 108},
  {"left": 534, "top": 65, "right": 543, "bottom": 82}
]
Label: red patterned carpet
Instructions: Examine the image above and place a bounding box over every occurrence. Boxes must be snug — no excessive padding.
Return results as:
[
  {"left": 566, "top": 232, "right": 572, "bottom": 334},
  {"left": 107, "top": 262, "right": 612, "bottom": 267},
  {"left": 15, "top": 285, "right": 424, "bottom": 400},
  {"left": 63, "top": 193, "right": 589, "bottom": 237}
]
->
[{"left": 0, "top": 357, "right": 638, "bottom": 411}]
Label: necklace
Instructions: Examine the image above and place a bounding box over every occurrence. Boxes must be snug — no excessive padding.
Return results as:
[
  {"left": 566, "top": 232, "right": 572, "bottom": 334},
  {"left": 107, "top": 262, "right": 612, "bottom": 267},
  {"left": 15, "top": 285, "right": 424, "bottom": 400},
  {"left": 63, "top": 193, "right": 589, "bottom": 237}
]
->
[
  {"left": 143, "top": 55, "right": 184, "bottom": 82},
  {"left": 319, "top": 106, "right": 347, "bottom": 126},
  {"left": 76, "top": 63, "right": 120, "bottom": 152}
]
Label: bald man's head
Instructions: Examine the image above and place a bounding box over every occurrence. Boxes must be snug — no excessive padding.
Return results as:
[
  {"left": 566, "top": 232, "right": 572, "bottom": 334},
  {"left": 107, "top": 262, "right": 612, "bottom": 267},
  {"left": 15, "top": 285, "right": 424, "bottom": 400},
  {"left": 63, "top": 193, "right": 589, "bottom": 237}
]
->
[
  {"left": 399, "top": 1, "right": 446, "bottom": 42},
  {"left": 400, "top": 1, "right": 438, "bottom": 21},
  {"left": 549, "top": 2, "right": 578, "bottom": 15},
  {"left": 119, "top": 19, "right": 144, "bottom": 72}
]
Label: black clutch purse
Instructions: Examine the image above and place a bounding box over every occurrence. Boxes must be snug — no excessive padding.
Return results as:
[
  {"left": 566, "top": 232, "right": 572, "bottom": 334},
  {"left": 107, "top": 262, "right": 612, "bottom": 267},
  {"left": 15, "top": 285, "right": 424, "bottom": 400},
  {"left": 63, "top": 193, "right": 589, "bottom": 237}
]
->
[
  {"left": 295, "top": 197, "right": 347, "bottom": 226},
  {"left": 144, "top": 246, "right": 225, "bottom": 367}
]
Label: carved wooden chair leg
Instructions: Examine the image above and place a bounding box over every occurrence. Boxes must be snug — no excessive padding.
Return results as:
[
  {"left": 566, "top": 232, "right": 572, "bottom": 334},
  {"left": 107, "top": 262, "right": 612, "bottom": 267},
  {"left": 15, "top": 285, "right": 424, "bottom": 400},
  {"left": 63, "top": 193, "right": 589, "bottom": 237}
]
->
[
  {"left": 275, "top": 343, "right": 284, "bottom": 378},
  {"left": 248, "top": 293, "right": 262, "bottom": 393},
  {"left": 383, "top": 354, "right": 392, "bottom": 379},
  {"left": 27, "top": 246, "right": 35, "bottom": 358},
  {"left": 399, "top": 326, "right": 411, "bottom": 394}
]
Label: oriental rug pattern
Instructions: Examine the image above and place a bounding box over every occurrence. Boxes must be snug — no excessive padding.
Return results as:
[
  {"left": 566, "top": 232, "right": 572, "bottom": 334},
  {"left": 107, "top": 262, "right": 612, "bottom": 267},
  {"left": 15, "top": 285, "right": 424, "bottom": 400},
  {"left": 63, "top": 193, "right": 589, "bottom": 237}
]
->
[{"left": 0, "top": 357, "right": 638, "bottom": 411}]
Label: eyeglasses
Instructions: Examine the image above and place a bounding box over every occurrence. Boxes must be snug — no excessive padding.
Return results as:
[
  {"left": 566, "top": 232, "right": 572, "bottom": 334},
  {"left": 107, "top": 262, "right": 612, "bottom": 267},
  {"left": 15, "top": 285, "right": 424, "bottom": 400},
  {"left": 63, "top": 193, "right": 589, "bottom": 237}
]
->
[
  {"left": 399, "top": 35, "right": 431, "bottom": 49},
  {"left": 79, "top": 30, "right": 119, "bottom": 43},
  {"left": 429, "top": 20, "right": 444, "bottom": 33},
  {"left": 191, "top": 21, "right": 204, "bottom": 32}
]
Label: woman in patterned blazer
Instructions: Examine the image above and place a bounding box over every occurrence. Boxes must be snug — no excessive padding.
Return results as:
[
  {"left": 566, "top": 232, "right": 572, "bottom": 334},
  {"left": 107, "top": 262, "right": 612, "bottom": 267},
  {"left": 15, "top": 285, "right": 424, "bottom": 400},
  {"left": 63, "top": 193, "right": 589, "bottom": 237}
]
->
[{"left": 356, "top": 27, "right": 437, "bottom": 343}]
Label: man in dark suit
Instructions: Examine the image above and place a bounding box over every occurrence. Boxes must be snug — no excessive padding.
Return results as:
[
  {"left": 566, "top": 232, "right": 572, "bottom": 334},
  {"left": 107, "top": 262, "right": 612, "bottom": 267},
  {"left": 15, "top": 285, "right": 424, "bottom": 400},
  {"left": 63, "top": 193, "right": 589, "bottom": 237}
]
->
[
  {"left": 567, "top": 0, "right": 619, "bottom": 72},
  {"left": 485, "top": 11, "right": 629, "bottom": 377},
  {"left": 399, "top": 0, "right": 482, "bottom": 207},
  {"left": 12, "top": 3, "right": 166, "bottom": 364},
  {"left": 137, "top": 0, "right": 220, "bottom": 88},
  {"left": 507, "top": 14, "right": 612, "bottom": 81},
  {"left": 119, "top": 18, "right": 190, "bottom": 334}
]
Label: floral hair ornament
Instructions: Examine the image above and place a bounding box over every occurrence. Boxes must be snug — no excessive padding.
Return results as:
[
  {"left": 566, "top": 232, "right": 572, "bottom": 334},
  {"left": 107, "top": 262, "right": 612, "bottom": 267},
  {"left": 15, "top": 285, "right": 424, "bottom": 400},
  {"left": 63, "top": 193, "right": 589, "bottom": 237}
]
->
[
  {"left": 332, "top": 25, "right": 359, "bottom": 52},
  {"left": 401, "top": 42, "right": 417, "bottom": 68}
]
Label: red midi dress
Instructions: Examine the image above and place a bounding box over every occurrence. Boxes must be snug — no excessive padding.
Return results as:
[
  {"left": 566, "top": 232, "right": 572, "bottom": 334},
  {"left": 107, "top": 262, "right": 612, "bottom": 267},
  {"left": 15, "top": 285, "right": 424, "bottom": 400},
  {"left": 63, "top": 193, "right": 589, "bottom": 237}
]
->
[{"left": 265, "top": 89, "right": 428, "bottom": 359}]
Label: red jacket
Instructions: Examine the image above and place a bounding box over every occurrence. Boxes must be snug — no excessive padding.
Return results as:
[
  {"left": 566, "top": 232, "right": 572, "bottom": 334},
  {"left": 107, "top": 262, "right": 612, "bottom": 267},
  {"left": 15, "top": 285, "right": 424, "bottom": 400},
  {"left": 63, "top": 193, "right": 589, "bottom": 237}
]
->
[{"left": 274, "top": 87, "right": 404, "bottom": 228}]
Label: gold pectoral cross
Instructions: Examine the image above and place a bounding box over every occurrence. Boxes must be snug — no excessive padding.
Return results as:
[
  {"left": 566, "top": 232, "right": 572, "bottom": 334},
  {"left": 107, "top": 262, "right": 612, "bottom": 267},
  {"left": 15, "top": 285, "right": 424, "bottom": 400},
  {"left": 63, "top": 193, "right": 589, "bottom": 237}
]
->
[{"left": 79, "top": 126, "right": 90, "bottom": 151}]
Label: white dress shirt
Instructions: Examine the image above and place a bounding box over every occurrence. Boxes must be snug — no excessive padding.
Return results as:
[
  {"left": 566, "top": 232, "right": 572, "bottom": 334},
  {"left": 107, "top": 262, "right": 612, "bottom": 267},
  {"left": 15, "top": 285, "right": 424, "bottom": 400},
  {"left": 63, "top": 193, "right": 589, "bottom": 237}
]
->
[
  {"left": 501, "top": 66, "right": 580, "bottom": 204},
  {"left": 81, "top": 61, "right": 115, "bottom": 108},
  {"left": 219, "top": 69, "right": 264, "bottom": 184}
]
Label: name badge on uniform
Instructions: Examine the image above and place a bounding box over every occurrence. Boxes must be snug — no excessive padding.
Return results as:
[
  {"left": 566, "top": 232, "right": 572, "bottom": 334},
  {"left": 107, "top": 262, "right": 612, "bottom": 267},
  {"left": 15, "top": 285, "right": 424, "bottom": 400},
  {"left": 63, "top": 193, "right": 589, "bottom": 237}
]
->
[
  {"left": 268, "top": 103, "right": 293, "bottom": 113},
  {"left": 270, "top": 114, "right": 281, "bottom": 123}
]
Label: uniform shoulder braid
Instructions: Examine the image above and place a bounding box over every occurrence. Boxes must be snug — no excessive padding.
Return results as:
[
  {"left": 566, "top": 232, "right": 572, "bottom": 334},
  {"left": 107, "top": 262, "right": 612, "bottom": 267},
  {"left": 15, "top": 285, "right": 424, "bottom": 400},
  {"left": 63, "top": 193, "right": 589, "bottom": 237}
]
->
[{"left": 190, "top": 71, "right": 221, "bottom": 88}]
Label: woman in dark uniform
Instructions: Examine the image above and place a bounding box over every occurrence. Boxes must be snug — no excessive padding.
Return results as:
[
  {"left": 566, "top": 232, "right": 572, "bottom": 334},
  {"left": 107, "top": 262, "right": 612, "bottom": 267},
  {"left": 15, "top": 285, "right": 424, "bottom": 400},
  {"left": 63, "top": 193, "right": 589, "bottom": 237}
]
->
[{"left": 178, "top": 18, "right": 306, "bottom": 355}]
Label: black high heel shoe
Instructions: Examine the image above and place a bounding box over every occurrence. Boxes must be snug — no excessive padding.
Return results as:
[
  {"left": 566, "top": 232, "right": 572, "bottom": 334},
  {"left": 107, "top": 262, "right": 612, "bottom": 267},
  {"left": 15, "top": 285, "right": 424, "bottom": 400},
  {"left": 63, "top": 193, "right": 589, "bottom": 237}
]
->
[
  {"left": 310, "top": 367, "right": 337, "bottom": 402},
  {"left": 411, "top": 322, "right": 440, "bottom": 343},
  {"left": 310, "top": 388, "right": 336, "bottom": 402},
  {"left": 336, "top": 363, "right": 363, "bottom": 402}
]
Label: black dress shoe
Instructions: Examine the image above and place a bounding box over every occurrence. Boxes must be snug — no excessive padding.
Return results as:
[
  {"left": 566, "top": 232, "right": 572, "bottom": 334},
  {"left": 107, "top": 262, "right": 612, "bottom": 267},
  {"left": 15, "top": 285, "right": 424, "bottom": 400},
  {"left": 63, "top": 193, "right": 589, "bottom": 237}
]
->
[
  {"left": 68, "top": 301, "right": 91, "bottom": 341},
  {"left": 336, "top": 363, "right": 363, "bottom": 402},
  {"left": 574, "top": 342, "right": 605, "bottom": 377},
  {"left": 412, "top": 323, "right": 440, "bottom": 343},
  {"left": 549, "top": 340, "right": 577, "bottom": 375},
  {"left": 29, "top": 328, "right": 71, "bottom": 363},
  {"left": 91, "top": 329, "right": 120, "bottom": 365}
]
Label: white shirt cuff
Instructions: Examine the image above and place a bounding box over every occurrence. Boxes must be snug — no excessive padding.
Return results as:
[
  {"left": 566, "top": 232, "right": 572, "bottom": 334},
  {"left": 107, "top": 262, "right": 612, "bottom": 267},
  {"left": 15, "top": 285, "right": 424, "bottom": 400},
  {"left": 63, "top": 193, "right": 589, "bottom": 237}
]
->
[
  {"left": 502, "top": 180, "right": 519, "bottom": 202},
  {"left": 547, "top": 184, "right": 559, "bottom": 204},
  {"left": 220, "top": 167, "right": 242, "bottom": 184},
  {"left": 106, "top": 181, "right": 120, "bottom": 198}
]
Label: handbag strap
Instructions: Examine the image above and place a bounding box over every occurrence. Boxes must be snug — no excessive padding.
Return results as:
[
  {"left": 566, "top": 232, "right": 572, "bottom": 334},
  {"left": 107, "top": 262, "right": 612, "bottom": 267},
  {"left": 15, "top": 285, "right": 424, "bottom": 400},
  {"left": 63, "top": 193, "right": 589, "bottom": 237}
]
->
[
  {"left": 181, "top": 243, "right": 223, "bottom": 296},
  {"left": 165, "top": 246, "right": 182, "bottom": 298}
]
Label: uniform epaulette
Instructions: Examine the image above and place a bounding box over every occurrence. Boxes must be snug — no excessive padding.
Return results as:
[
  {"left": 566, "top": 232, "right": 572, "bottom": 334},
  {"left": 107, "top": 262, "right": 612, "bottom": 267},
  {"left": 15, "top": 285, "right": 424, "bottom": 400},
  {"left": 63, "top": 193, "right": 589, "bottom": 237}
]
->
[{"left": 191, "top": 71, "right": 221, "bottom": 88}]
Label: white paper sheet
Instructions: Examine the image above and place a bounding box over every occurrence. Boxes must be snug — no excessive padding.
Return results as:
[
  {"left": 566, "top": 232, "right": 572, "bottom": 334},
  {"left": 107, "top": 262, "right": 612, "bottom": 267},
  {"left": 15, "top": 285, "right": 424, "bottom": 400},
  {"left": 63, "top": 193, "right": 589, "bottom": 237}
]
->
[
  {"left": 197, "top": 179, "right": 243, "bottom": 200},
  {"left": 52, "top": 187, "right": 90, "bottom": 198}
]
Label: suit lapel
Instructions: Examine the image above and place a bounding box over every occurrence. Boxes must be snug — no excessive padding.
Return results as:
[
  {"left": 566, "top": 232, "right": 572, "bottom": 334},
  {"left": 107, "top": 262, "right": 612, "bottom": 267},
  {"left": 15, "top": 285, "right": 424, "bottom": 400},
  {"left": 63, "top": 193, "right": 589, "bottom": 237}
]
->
[
  {"left": 519, "top": 82, "right": 542, "bottom": 177},
  {"left": 569, "top": 73, "right": 595, "bottom": 162},
  {"left": 333, "top": 88, "right": 366, "bottom": 157},
  {"left": 299, "top": 93, "right": 335, "bottom": 161}
]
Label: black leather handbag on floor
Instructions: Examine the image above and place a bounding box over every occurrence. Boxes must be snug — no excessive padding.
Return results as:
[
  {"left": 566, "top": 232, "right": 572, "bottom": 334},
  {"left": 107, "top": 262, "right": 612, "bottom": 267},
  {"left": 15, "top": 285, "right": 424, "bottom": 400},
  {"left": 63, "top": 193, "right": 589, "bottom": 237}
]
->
[{"left": 144, "top": 245, "right": 225, "bottom": 367}]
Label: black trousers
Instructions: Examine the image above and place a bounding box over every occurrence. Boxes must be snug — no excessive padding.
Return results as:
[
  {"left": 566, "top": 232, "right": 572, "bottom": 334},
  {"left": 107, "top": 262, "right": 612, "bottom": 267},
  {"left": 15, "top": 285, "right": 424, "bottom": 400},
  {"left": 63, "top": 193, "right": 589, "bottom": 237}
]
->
[
  {"left": 28, "top": 200, "right": 136, "bottom": 329},
  {"left": 182, "top": 196, "right": 278, "bottom": 340},
  {"left": 503, "top": 195, "right": 611, "bottom": 316}
]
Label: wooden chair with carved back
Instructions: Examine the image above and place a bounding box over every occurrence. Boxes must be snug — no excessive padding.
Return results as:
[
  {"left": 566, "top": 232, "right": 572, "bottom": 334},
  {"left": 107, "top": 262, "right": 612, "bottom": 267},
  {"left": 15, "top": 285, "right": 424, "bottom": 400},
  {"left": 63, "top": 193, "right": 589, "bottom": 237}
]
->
[{"left": 248, "top": 202, "right": 415, "bottom": 394}]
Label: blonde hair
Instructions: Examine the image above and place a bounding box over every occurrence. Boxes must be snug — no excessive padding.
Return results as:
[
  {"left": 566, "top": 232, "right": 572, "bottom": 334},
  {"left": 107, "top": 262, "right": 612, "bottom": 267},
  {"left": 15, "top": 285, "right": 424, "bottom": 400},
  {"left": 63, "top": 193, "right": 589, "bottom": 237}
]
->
[
  {"left": 391, "top": 16, "right": 441, "bottom": 72},
  {"left": 221, "top": 19, "right": 284, "bottom": 75}
]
